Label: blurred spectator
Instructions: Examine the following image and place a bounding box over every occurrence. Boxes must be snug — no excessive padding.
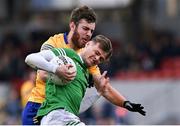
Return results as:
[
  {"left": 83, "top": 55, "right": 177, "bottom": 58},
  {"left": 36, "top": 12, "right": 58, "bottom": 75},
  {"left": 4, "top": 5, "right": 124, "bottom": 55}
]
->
[
  {"left": 100, "top": 101, "right": 116, "bottom": 125},
  {"left": 79, "top": 107, "right": 96, "bottom": 125},
  {"left": 4, "top": 87, "right": 21, "bottom": 124},
  {"left": 0, "top": 32, "right": 25, "bottom": 81},
  {"left": 115, "top": 106, "right": 130, "bottom": 124}
]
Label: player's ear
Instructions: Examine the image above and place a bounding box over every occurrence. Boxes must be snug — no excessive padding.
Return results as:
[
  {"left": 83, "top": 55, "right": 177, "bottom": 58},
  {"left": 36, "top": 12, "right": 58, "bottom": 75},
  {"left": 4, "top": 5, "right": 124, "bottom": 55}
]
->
[{"left": 69, "top": 21, "right": 76, "bottom": 31}]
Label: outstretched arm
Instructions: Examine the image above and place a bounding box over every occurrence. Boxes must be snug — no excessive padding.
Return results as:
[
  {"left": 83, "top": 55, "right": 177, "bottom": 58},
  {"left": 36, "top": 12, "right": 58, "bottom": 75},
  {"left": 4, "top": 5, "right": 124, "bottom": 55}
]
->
[
  {"left": 93, "top": 71, "right": 146, "bottom": 116},
  {"left": 93, "top": 71, "right": 126, "bottom": 106}
]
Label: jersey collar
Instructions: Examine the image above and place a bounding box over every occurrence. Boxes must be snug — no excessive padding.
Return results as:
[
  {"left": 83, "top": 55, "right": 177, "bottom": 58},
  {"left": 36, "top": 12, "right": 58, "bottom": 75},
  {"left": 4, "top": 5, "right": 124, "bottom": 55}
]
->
[
  {"left": 64, "top": 32, "right": 68, "bottom": 44},
  {"left": 77, "top": 54, "right": 87, "bottom": 69},
  {"left": 78, "top": 54, "right": 84, "bottom": 64}
]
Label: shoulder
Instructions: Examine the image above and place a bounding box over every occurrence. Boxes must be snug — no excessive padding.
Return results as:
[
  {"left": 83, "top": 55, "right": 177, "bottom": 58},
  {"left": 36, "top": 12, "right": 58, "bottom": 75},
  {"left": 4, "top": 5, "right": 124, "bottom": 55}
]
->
[
  {"left": 41, "top": 33, "right": 65, "bottom": 51},
  {"left": 51, "top": 48, "right": 77, "bottom": 57}
]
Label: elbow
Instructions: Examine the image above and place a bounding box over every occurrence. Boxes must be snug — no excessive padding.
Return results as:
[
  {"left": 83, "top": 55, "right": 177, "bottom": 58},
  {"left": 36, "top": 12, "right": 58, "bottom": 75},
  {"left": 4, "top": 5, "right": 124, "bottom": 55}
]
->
[
  {"left": 25, "top": 54, "right": 34, "bottom": 65},
  {"left": 25, "top": 55, "right": 30, "bottom": 64},
  {"left": 25, "top": 55, "right": 31, "bottom": 65},
  {"left": 25, "top": 54, "right": 36, "bottom": 69}
]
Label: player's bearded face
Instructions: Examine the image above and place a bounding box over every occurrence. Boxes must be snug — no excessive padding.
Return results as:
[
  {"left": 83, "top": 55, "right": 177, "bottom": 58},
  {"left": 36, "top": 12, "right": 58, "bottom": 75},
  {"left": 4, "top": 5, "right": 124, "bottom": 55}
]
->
[{"left": 72, "top": 20, "right": 95, "bottom": 48}]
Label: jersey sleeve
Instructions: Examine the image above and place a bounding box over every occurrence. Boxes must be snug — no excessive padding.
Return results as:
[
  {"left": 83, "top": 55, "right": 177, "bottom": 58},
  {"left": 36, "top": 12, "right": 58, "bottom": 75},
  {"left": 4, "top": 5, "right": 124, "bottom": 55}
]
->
[
  {"left": 88, "top": 65, "right": 101, "bottom": 75},
  {"left": 40, "top": 34, "right": 61, "bottom": 51}
]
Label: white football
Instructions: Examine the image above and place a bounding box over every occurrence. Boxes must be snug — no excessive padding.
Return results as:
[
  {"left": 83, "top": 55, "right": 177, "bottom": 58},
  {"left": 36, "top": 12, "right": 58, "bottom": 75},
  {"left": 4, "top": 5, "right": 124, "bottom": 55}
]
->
[{"left": 48, "top": 55, "right": 77, "bottom": 85}]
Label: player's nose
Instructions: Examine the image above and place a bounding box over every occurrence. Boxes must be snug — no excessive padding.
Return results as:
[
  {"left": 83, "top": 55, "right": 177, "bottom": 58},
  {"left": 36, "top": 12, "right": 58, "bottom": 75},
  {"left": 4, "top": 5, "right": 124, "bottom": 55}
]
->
[{"left": 86, "top": 30, "right": 92, "bottom": 38}]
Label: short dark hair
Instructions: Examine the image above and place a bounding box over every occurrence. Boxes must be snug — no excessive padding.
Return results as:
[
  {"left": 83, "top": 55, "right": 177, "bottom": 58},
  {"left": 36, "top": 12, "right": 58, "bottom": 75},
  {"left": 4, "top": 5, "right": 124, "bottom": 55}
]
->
[
  {"left": 70, "top": 5, "right": 97, "bottom": 25},
  {"left": 92, "top": 35, "right": 113, "bottom": 60}
]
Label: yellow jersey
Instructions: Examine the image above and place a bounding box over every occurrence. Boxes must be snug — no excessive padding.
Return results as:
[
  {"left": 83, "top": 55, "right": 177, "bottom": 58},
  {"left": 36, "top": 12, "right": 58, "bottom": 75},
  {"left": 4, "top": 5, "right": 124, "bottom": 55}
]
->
[
  {"left": 21, "top": 80, "right": 34, "bottom": 107},
  {"left": 28, "top": 33, "right": 100, "bottom": 103}
]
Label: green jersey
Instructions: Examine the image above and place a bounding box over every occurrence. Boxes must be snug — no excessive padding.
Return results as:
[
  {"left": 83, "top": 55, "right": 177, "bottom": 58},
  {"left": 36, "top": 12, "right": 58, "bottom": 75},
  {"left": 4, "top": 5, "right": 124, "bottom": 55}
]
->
[{"left": 37, "top": 48, "right": 89, "bottom": 117}]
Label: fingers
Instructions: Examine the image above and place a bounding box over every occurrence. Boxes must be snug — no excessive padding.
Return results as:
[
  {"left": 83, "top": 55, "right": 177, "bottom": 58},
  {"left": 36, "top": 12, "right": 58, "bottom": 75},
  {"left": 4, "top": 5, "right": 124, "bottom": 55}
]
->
[
  {"left": 101, "top": 71, "right": 107, "bottom": 78},
  {"left": 64, "top": 74, "right": 76, "bottom": 81},
  {"left": 63, "top": 71, "right": 76, "bottom": 81},
  {"left": 64, "top": 64, "right": 76, "bottom": 81},
  {"left": 95, "top": 72, "right": 110, "bottom": 95},
  {"left": 100, "top": 72, "right": 109, "bottom": 86},
  {"left": 66, "top": 64, "right": 76, "bottom": 74},
  {"left": 56, "top": 64, "right": 76, "bottom": 81},
  {"left": 125, "top": 101, "right": 146, "bottom": 116},
  {"left": 99, "top": 71, "right": 109, "bottom": 83},
  {"left": 106, "top": 77, "right": 110, "bottom": 82},
  {"left": 137, "top": 104, "right": 146, "bottom": 116},
  {"left": 139, "top": 109, "right": 146, "bottom": 116},
  {"left": 140, "top": 106, "right": 144, "bottom": 109},
  {"left": 66, "top": 64, "right": 73, "bottom": 69}
]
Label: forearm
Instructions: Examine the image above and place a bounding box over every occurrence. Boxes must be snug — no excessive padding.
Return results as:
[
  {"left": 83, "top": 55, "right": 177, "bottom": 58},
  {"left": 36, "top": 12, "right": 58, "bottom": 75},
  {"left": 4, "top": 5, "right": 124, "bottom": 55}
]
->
[
  {"left": 102, "top": 85, "right": 146, "bottom": 116},
  {"left": 25, "top": 51, "right": 58, "bottom": 73},
  {"left": 93, "top": 74, "right": 125, "bottom": 105},
  {"left": 102, "top": 84, "right": 126, "bottom": 107},
  {"left": 93, "top": 72, "right": 146, "bottom": 116}
]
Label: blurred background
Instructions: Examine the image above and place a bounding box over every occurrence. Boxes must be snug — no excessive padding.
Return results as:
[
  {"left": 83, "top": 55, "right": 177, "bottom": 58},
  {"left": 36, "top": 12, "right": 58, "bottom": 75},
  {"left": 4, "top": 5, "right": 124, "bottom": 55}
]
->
[{"left": 0, "top": 0, "right": 180, "bottom": 125}]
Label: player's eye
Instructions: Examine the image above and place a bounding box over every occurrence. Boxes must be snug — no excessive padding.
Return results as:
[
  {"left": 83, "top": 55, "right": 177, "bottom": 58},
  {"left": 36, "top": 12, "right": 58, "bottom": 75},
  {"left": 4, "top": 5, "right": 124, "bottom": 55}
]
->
[
  {"left": 99, "top": 57, "right": 104, "bottom": 63},
  {"left": 83, "top": 27, "right": 89, "bottom": 31},
  {"left": 95, "top": 51, "right": 100, "bottom": 56},
  {"left": 91, "top": 29, "right": 94, "bottom": 34}
]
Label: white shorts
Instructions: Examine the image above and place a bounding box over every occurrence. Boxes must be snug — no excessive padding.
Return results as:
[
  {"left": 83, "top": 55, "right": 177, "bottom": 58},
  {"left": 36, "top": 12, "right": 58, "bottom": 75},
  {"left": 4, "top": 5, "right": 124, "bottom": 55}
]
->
[{"left": 40, "top": 109, "right": 85, "bottom": 126}]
